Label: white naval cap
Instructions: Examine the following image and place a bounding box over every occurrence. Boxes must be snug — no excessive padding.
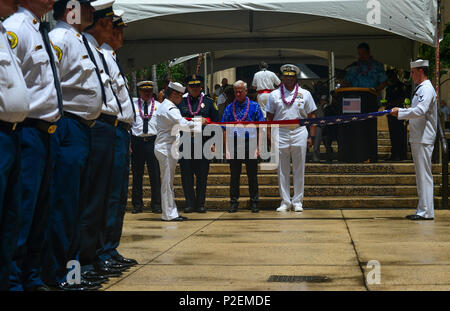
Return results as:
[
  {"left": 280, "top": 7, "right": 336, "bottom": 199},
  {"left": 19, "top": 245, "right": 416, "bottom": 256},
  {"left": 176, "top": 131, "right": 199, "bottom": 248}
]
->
[
  {"left": 137, "top": 81, "right": 154, "bottom": 89},
  {"left": 113, "top": 10, "right": 127, "bottom": 27},
  {"left": 168, "top": 82, "right": 186, "bottom": 93},
  {"left": 92, "top": 0, "right": 115, "bottom": 18},
  {"left": 280, "top": 64, "right": 300, "bottom": 76},
  {"left": 410, "top": 59, "right": 429, "bottom": 68}
]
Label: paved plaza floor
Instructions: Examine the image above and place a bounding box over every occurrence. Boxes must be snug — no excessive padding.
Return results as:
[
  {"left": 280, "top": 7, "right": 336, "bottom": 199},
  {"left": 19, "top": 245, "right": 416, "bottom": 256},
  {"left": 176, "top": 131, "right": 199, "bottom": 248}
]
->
[{"left": 102, "top": 209, "right": 450, "bottom": 291}]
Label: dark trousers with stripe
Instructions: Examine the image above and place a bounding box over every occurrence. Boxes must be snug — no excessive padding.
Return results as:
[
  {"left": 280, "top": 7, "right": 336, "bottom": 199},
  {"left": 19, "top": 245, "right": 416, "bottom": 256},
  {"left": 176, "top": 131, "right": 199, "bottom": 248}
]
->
[
  {"left": 9, "top": 127, "right": 55, "bottom": 291},
  {"left": 79, "top": 120, "right": 115, "bottom": 270},
  {"left": 131, "top": 135, "right": 161, "bottom": 210},
  {"left": 41, "top": 117, "right": 90, "bottom": 285},
  {"left": 98, "top": 126, "right": 130, "bottom": 262},
  {"left": 0, "top": 129, "right": 21, "bottom": 291}
]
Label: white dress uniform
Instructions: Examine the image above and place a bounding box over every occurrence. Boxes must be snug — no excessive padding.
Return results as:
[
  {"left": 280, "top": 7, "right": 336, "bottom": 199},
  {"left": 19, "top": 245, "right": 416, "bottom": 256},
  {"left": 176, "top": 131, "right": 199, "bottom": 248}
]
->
[
  {"left": 49, "top": 21, "right": 102, "bottom": 120},
  {"left": 155, "top": 98, "right": 196, "bottom": 221},
  {"left": 0, "top": 21, "right": 29, "bottom": 123},
  {"left": 131, "top": 98, "right": 160, "bottom": 137},
  {"left": 102, "top": 43, "right": 134, "bottom": 124},
  {"left": 82, "top": 32, "right": 119, "bottom": 117},
  {"left": 266, "top": 85, "right": 317, "bottom": 210},
  {"left": 3, "top": 7, "right": 59, "bottom": 122},
  {"left": 252, "top": 69, "right": 281, "bottom": 117},
  {"left": 398, "top": 79, "right": 437, "bottom": 219}
]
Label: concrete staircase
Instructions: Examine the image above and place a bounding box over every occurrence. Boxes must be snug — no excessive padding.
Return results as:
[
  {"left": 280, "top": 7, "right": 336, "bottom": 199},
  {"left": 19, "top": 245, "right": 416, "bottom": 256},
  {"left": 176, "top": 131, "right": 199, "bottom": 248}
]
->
[{"left": 127, "top": 131, "right": 448, "bottom": 210}]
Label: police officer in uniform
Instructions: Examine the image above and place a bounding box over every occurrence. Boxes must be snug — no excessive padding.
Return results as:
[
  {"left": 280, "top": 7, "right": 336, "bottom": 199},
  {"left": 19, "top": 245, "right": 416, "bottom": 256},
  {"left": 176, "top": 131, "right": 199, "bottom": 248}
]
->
[
  {"left": 80, "top": 0, "right": 130, "bottom": 281},
  {"left": 155, "top": 82, "right": 206, "bottom": 221},
  {"left": 97, "top": 10, "right": 138, "bottom": 269},
  {"left": 42, "top": 0, "right": 104, "bottom": 290},
  {"left": 390, "top": 59, "right": 437, "bottom": 220},
  {"left": 266, "top": 64, "right": 317, "bottom": 212},
  {"left": 130, "top": 81, "right": 162, "bottom": 214},
  {"left": 0, "top": 0, "right": 30, "bottom": 291},
  {"left": 4, "top": 0, "right": 63, "bottom": 291},
  {"left": 385, "top": 69, "right": 408, "bottom": 161},
  {"left": 178, "top": 75, "right": 219, "bottom": 213}
]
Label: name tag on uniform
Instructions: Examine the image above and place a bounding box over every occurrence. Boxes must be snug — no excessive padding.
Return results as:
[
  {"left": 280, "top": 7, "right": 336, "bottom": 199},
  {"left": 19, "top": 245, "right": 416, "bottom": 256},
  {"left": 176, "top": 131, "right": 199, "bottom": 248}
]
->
[
  {"left": 81, "top": 55, "right": 89, "bottom": 60},
  {"left": 34, "top": 45, "right": 43, "bottom": 51}
]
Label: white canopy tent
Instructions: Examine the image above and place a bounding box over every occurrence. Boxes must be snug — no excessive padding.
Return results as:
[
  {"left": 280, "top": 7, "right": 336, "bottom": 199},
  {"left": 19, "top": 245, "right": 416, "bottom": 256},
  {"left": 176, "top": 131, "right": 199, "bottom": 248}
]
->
[{"left": 115, "top": 0, "right": 438, "bottom": 72}]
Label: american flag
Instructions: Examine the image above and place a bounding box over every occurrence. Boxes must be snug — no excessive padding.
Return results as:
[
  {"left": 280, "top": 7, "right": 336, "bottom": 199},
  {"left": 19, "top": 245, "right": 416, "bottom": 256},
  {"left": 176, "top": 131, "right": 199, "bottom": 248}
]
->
[{"left": 342, "top": 98, "right": 361, "bottom": 114}]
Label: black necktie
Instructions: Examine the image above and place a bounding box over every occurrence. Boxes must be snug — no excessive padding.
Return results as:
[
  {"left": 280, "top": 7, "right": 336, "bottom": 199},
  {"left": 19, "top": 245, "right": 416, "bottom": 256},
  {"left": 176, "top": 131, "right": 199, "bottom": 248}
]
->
[
  {"left": 143, "top": 101, "right": 149, "bottom": 134},
  {"left": 39, "top": 21, "right": 64, "bottom": 116},
  {"left": 115, "top": 57, "right": 136, "bottom": 120},
  {"left": 98, "top": 50, "right": 123, "bottom": 115},
  {"left": 81, "top": 34, "right": 107, "bottom": 107}
]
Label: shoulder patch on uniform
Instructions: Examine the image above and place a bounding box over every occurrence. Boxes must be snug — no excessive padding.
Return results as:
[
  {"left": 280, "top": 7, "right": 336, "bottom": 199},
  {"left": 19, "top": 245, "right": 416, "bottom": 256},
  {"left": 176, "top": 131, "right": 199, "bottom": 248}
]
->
[
  {"left": 6, "top": 32, "right": 18, "bottom": 49},
  {"left": 52, "top": 45, "right": 63, "bottom": 62}
]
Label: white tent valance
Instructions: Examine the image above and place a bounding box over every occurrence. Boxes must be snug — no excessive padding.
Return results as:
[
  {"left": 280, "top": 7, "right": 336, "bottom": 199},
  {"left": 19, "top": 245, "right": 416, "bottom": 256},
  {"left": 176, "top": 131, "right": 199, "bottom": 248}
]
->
[{"left": 114, "top": 0, "right": 438, "bottom": 71}]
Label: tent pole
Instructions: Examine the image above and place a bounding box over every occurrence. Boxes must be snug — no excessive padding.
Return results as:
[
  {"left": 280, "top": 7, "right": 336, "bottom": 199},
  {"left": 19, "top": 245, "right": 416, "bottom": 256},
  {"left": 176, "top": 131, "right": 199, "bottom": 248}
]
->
[
  {"left": 152, "top": 64, "right": 158, "bottom": 93},
  {"left": 328, "top": 50, "right": 335, "bottom": 101},
  {"left": 210, "top": 52, "right": 215, "bottom": 96},
  {"left": 204, "top": 53, "right": 208, "bottom": 95}
]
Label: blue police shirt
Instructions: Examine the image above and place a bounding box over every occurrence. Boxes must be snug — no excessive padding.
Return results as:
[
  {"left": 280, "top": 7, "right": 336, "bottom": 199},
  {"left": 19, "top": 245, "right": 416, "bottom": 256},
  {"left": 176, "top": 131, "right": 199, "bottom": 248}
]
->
[
  {"left": 221, "top": 98, "right": 265, "bottom": 139},
  {"left": 345, "top": 58, "right": 387, "bottom": 88}
]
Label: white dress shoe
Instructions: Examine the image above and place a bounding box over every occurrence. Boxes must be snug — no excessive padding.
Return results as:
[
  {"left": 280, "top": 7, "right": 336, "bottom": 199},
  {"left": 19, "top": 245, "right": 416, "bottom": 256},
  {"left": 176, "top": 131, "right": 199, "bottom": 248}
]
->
[
  {"left": 276, "top": 204, "right": 291, "bottom": 212},
  {"left": 293, "top": 204, "right": 303, "bottom": 212}
]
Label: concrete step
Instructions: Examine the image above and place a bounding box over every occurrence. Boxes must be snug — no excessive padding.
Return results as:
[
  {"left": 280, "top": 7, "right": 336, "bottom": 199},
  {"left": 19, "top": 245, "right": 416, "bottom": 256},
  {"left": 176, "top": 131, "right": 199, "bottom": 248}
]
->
[
  {"left": 170, "top": 163, "right": 445, "bottom": 175},
  {"left": 127, "top": 196, "right": 443, "bottom": 209},
  {"left": 134, "top": 174, "right": 443, "bottom": 186},
  {"left": 130, "top": 185, "right": 446, "bottom": 198}
]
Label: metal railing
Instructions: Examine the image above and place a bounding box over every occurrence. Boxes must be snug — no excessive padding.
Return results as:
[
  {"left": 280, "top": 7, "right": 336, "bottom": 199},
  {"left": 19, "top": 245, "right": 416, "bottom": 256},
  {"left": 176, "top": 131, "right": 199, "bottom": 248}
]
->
[{"left": 437, "top": 111, "right": 448, "bottom": 209}]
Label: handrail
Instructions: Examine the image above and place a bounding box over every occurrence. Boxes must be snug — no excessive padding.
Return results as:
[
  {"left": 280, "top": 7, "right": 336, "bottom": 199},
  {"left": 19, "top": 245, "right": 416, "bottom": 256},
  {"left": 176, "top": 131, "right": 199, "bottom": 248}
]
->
[{"left": 437, "top": 111, "right": 448, "bottom": 209}]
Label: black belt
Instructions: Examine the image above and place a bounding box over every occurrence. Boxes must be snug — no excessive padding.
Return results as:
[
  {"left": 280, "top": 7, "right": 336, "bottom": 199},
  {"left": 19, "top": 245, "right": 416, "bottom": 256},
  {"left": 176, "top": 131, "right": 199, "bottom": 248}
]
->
[
  {"left": 133, "top": 135, "right": 156, "bottom": 142},
  {"left": 0, "top": 120, "right": 20, "bottom": 133},
  {"left": 97, "top": 113, "right": 118, "bottom": 127},
  {"left": 118, "top": 121, "right": 132, "bottom": 131},
  {"left": 64, "top": 112, "right": 96, "bottom": 128},
  {"left": 22, "top": 118, "right": 58, "bottom": 134}
]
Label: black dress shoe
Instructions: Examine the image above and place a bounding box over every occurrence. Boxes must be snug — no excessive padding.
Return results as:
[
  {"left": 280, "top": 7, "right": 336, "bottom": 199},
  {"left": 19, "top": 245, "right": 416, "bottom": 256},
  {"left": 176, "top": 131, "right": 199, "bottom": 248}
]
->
[
  {"left": 82, "top": 270, "right": 110, "bottom": 282},
  {"left": 131, "top": 207, "right": 143, "bottom": 214},
  {"left": 25, "top": 284, "right": 50, "bottom": 291},
  {"left": 179, "top": 215, "right": 188, "bottom": 220},
  {"left": 152, "top": 208, "right": 162, "bottom": 214},
  {"left": 162, "top": 216, "right": 185, "bottom": 222},
  {"left": 94, "top": 264, "right": 123, "bottom": 277},
  {"left": 103, "top": 259, "right": 130, "bottom": 271},
  {"left": 406, "top": 214, "right": 434, "bottom": 220},
  {"left": 251, "top": 203, "right": 259, "bottom": 213},
  {"left": 113, "top": 254, "right": 138, "bottom": 266},
  {"left": 228, "top": 205, "right": 237, "bottom": 213},
  {"left": 54, "top": 281, "right": 100, "bottom": 291},
  {"left": 80, "top": 278, "right": 104, "bottom": 288},
  {"left": 184, "top": 206, "right": 195, "bottom": 213},
  {"left": 196, "top": 206, "right": 206, "bottom": 213}
]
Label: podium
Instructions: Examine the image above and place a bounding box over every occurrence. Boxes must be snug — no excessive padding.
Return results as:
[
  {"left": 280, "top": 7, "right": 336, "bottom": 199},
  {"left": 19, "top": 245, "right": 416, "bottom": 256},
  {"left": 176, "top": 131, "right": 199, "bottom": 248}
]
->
[{"left": 333, "top": 88, "right": 378, "bottom": 163}]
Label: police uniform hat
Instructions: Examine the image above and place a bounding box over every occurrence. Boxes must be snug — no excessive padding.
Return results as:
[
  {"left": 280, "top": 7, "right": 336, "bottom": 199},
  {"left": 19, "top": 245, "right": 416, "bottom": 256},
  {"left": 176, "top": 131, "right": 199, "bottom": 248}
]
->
[
  {"left": 410, "top": 59, "right": 429, "bottom": 68},
  {"left": 113, "top": 9, "right": 127, "bottom": 28},
  {"left": 137, "top": 81, "right": 154, "bottom": 90},
  {"left": 92, "top": 0, "right": 115, "bottom": 20},
  {"left": 169, "top": 82, "right": 186, "bottom": 93},
  {"left": 280, "top": 64, "right": 300, "bottom": 77},
  {"left": 185, "top": 74, "right": 203, "bottom": 87}
]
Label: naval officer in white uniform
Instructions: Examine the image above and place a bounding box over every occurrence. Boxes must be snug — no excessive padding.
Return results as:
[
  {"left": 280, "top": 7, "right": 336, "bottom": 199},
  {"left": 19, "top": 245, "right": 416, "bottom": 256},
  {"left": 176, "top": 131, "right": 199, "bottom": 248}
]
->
[
  {"left": 390, "top": 59, "right": 437, "bottom": 220},
  {"left": 154, "top": 82, "right": 206, "bottom": 221},
  {"left": 266, "top": 64, "right": 317, "bottom": 212}
]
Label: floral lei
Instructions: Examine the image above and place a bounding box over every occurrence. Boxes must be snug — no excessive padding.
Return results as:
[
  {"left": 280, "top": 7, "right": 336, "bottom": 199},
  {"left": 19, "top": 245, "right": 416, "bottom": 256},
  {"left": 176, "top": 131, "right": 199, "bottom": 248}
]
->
[
  {"left": 138, "top": 97, "right": 155, "bottom": 120},
  {"left": 232, "top": 97, "right": 250, "bottom": 121},
  {"left": 187, "top": 94, "right": 204, "bottom": 116},
  {"left": 357, "top": 56, "right": 373, "bottom": 76},
  {"left": 280, "top": 83, "right": 299, "bottom": 106}
]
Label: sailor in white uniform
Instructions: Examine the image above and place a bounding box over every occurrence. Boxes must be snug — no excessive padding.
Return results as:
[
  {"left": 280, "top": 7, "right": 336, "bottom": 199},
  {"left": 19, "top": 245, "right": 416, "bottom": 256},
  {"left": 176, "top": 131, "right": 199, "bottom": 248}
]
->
[
  {"left": 390, "top": 59, "right": 437, "bottom": 220},
  {"left": 154, "top": 82, "right": 205, "bottom": 221},
  {"left": 251, "top": 61, "right": 280, "bottom": 117},
  {"left": 266, "top": 64, "right": 317, "bottom": 212}
]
